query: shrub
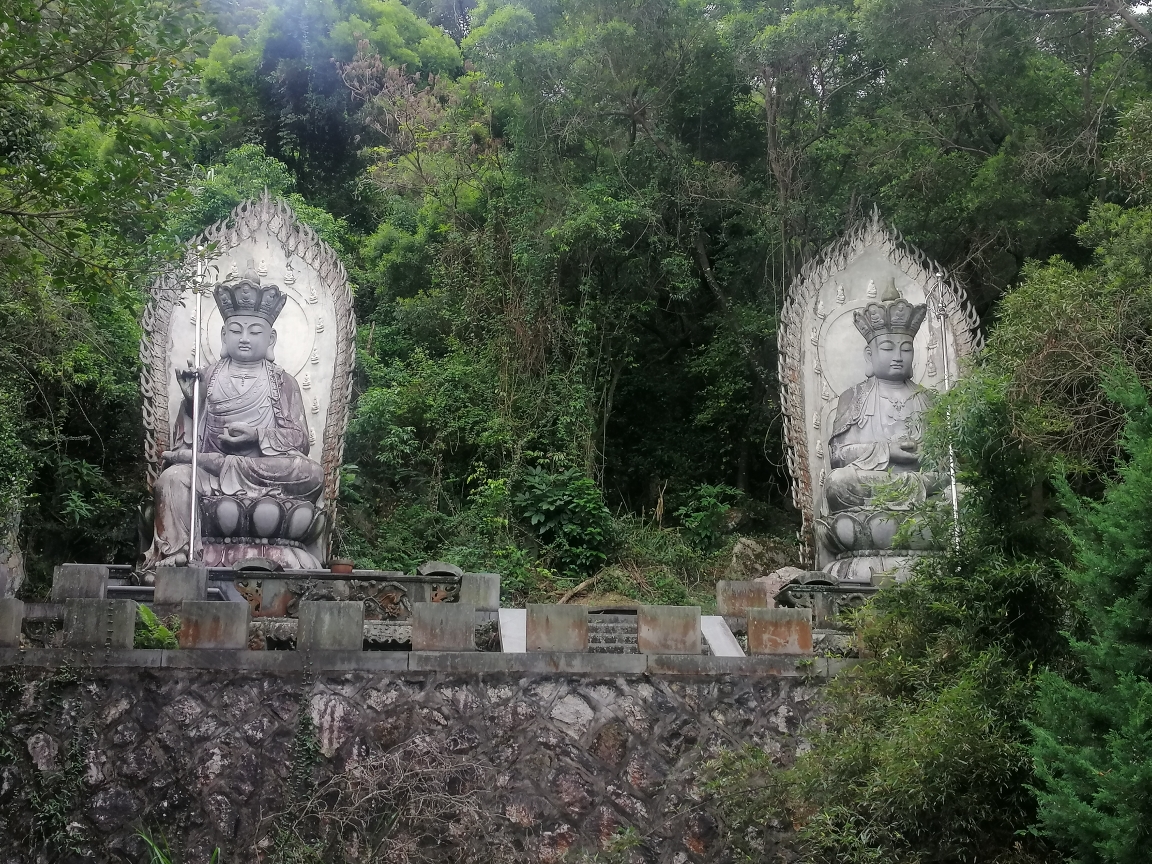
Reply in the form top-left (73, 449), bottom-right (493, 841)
top-left (512, 467), bottom-right (615, 576)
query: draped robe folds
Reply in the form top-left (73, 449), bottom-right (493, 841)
top-left (825, 377), bottom-right (939, 513)
top-left (143, 358), bottom-right (324, 568)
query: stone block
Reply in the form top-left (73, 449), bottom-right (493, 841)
top-left (50, 564), bottom-right (108, 602)
top-left (257, 579), bottom-right (292, 617)
top-left (64, 599), bottom-right (136, 649)
top-left (747, 608), bottom-right (813, 655)
top-left (459, 573), bottom-right (500, 611)
top-left (297, 601), bottom-right (364, 651)
top-left (411, 602), bottom-right (476, 651)
top-left (637, 606), bottom-right (701, 655)
top-left (715, 580), bottom-right (770, 616)
top-left (526, 604), bottom-right (588, 653)
top-left (0, 599), bottom-right (24, 647)
top-left (177, 601), bottom-right (250, 649)
top-left (154, 567), bottom-right (208, 604)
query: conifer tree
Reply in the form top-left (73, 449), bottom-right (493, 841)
top-left (1031, 368), bottom-right (1152, 864)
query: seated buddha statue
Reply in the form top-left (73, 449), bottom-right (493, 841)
top-left (819, 281), bottom-right (946, 568)
top-left (143, 264), bottom-right (325, 570)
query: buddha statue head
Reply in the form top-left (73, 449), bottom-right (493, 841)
top-left (214, 260), bottom-right (287, 362)
top-left (853, 279), bottom-right (927, 383)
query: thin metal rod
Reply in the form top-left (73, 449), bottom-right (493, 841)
top-left (188, 247), bottom-right (205, 563)
top-left (935, 291), bottom-right (961, 549)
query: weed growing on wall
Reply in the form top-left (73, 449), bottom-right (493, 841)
top-left (0, 667), bottom-right (94, 858)
top-left (135, 605), bottom-right (179, 649)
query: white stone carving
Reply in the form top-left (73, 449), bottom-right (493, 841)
top-left (778, 209), bottom-right (982, 572)
top-left (140, 193), bottom-right (355, 564)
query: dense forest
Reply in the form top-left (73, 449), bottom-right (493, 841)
top-left (3, 0), bottom-right (1152, 859)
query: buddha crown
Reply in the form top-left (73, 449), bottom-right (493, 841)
top-left (853, 278), bottom-right (926, 342)
top-left (213, 259), bottom-right (287, 324)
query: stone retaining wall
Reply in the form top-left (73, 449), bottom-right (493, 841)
top-left (0, 653), bottom-right (829, 863)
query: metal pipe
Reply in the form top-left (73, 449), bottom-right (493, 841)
top-left (932, 288), bottom-right (961, 548)
top-left (188, 247), bottom-right (205, 564)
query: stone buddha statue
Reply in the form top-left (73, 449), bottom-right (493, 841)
top-left (817, 280), bottom-right (945, 579)
top-left (142, 264), bottom-right (325, 570)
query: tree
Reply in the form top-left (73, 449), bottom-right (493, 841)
top-left (0, 0), bottom-right (206, 592)
top-left (1029, 369), bottom-right (1152, 864)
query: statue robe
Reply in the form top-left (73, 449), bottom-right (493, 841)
top-left (143, 358), bottom-right (323, 568)
top-left (825, 376), bottom-right (937, 512)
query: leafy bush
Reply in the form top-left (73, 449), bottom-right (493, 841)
top-left (134, 606), bottom-right (178, 650)
top-left (512, 467), bottom-right (615, 576)
top-left (673, 484), bottom-right (744, 552)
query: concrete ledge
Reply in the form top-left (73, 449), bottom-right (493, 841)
top-left (161, 650), bottom-right (411, 671)
top-left (64, 599), bottom-right (136, 649)
top-left (0, 649), bottom-right (165, 668)
top-left (411, 603), bottom-right (476, 651)
top-left (0, 599), bottom-right (24, 647)
top-left (459, 573), bottom-right (500, 612)
top-left (646, 654), bottom-right (818, 676)
top-left (0, 648), bottom-right (845, 676)
top-left (408, 651), bottom-right (648, 674)
top-left (527, 604), bottom-right (588, 652)
top-left (51, 564), bottom-right (108, 602)
top-left (748, 608), bottom-right (813, 655)
top-left (298, 601), bottom-right (364, 651)
top-left (178, 601), bottom-right (250, 649)
top-left (155, 567), bottom-right (208, 605)
top-left (637, 605), bottom-right (701, 654)
top-left (716, 580), bottom-right (770, 616)
top-left (23, 603), bottom-right (64, 622)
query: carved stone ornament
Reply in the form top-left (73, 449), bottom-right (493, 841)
top-left (778, 209), bottom-right (982, 583)
top-left (140, 193), bottom-right (355, 570)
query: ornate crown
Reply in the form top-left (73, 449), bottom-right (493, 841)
top-left (213, 259), bottom-right (287, 323)
top-left (852, 278), bottom-right (926, 342)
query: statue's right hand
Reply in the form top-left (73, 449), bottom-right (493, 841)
top-left (162, 449), bottom-right (193, 466)
top-left (176, 362), bottom-right (199, 403)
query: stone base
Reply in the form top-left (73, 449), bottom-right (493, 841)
top-left (198, 540), bottom-right (322, 570)
top-left (823, 552), bottom-right (931, 585)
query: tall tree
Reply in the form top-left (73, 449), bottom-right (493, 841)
top-left (0, 0), bottom-right (206, 591)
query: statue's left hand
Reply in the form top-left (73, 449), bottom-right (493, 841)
top-left (162, 449), bottom-right (193, 466)
top-left (221, 423), bottom-right (259, 446)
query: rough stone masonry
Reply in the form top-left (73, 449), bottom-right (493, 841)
top-left (0, 665), bottom-right (823, 862)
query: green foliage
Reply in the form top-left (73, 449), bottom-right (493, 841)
top-left (512, 466), bottom-right (614, 575)
top-left (710, 346), bottom-right (1068, 862)
top-left (673, 484), bottom-right (744, 552)
top-left (134, 605), bottom-right (178, 649)
top-left (139, 832), bottom-right (220, 864)
top-left (1, 0), bottom-right (208, 590)
top-left (1029, 372), bottom-right (1152, 864)
top-left (167, 143), bottom-right (352, 252)
top-left (711, 552), bottom-right (1066, 863)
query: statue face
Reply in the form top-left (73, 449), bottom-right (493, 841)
top-left (221, 315), bottom-right (276, 362)
top-left (866, 334), bottom-right (914, 382)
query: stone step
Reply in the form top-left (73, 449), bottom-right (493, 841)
top-left (586, 613), bottom-right (710, 655)
top-left (588, 614), bottom-right (639, 654)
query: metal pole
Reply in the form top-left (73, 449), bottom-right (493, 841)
top-left (933, 291), bottom-right (961, 549)
top-left (188, 247), bottom-right (204, 564)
